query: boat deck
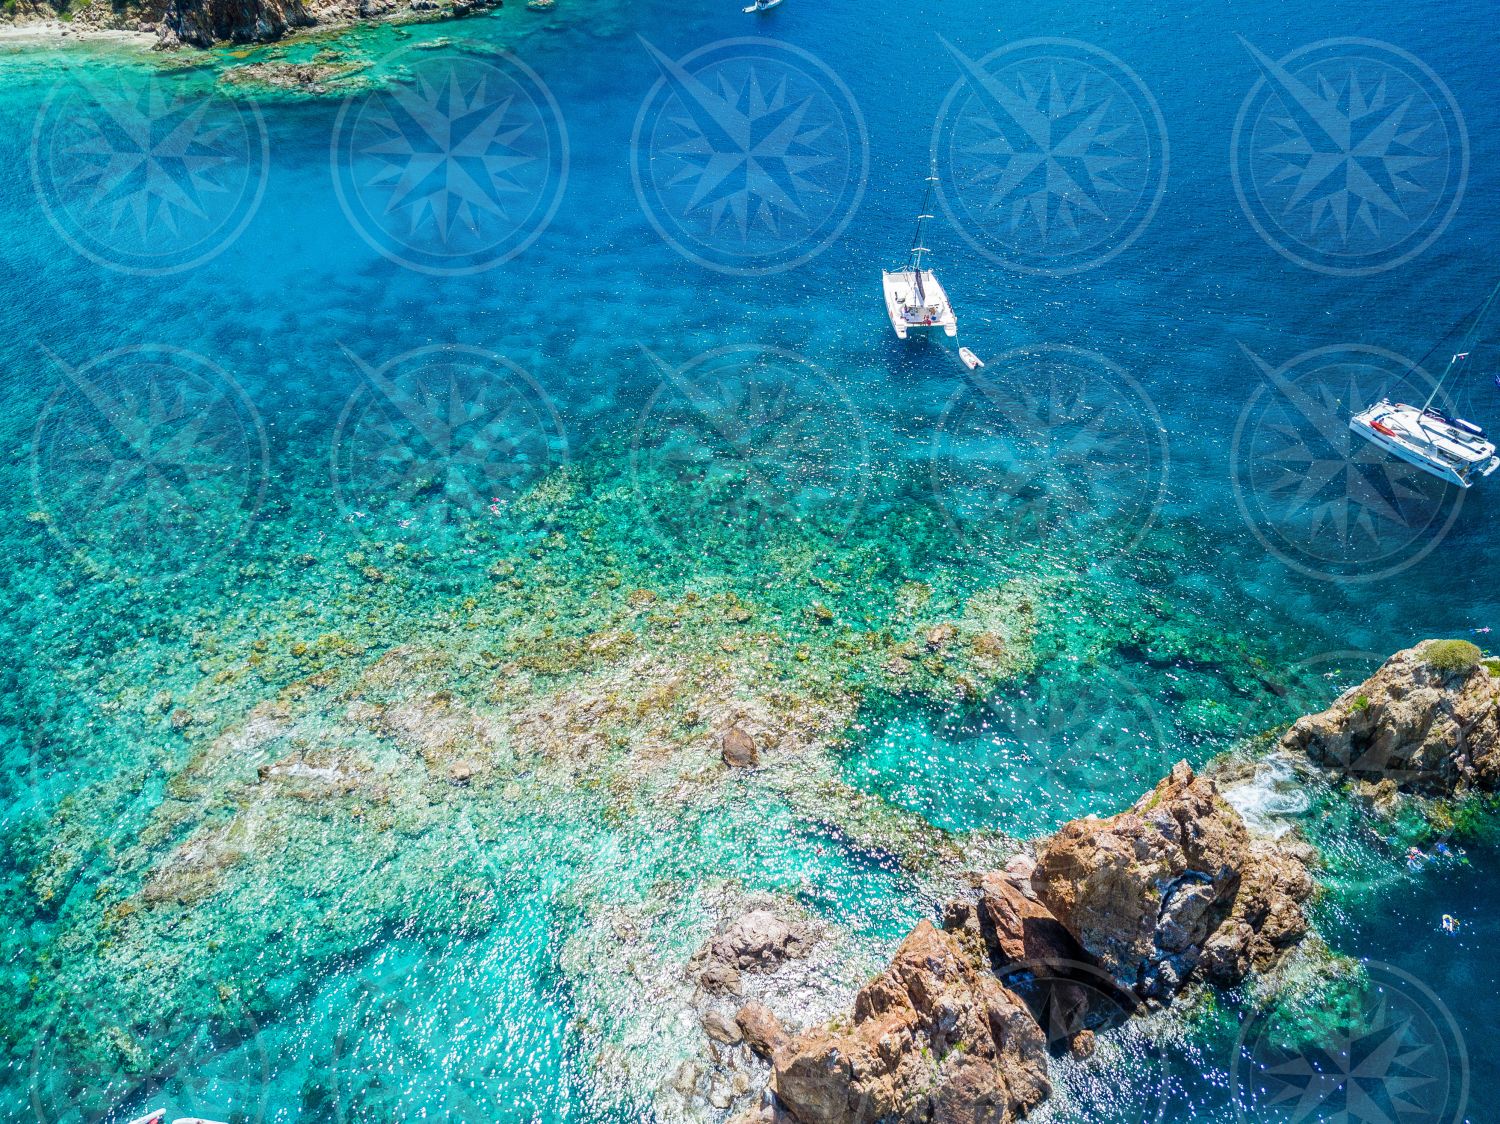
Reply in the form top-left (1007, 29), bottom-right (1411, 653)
top-left (882, 269), bottom-right (958, 339)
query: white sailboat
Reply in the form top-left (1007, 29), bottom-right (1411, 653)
top-left (1350, 279), bottom-right (1500, 489)
top-left (882, 173), bottom-right (957, 340)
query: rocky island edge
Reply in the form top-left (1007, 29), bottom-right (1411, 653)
top-left (700, 639), bottom-right (1497, 1124)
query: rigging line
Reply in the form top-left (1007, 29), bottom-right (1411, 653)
top-left (1419, 277), bottom-right (1500, 414)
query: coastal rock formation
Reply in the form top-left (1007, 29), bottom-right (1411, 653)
top-left (771, 920), bottom-right (1050, 1124)
top-left (765, 759), bottom-right (1318, 1123)
top-left (1030, 762), bottom-right (1312, 1000)
top-left (1279, 641), bottom-right (1500, 796)
top-left (943, 870), bottom-right (1088, 971)
top-left (159, 0), bottom-right (311, 45)
top-left (155, 0), bottom-right (501, 46)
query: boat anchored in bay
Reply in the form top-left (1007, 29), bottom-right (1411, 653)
top-left (882, 171), bottom-right (956, 341)
top-left (1350, 279), bottom-right (1500, 489)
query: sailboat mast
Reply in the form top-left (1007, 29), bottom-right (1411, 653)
top-left (1420, 278), bottom-right (1500, 415)
top-left (905, 171), bottom-right (937, 275)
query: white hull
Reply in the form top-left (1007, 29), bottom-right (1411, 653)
top-left (882, 269), bottom-right (957, 340)
top-left (1350, 399), bottom-right (1499, 489)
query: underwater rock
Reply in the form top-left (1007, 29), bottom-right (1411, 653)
top-left (771, 920), bottom-right (1050, 1124)
top-left (722, 726), bottom-right (760, 768)
top-left (256, 751), bottom-right (372, 800)
top-left (708, 909), bottom-right (810, 971)
top-left (1279, 641), bottom-right (1500, 796)
top-left (1030, 762), bottom-right (1312, 1000)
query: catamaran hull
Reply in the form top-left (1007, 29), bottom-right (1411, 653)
top-left (1350, 403), bottom-right (1500, 489)
top-left (881, 269), bottom-right (957, 340)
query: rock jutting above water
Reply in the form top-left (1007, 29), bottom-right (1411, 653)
top-left (1031, 761), bottom-right (1314, 999)
top-left (771, 919), bottom-right (1051, 1124)
top-left (761, 760), bottom-right (1315, 1123)
top-left (1279, 639), bottom-right (1499, 796)
top-left (753, 640), bottom-right (1500, 1123)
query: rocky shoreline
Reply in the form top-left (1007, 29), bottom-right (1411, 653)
top-left (1, 0), bottom-right (547, 52)
top-left (677, 640), bottom-right (1497, 1123)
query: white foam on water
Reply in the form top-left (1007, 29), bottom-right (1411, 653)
top-left (1221, 753), bottom-right (1311, 839)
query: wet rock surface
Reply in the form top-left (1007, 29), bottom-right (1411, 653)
top-left (1031, 761), bottom-right (1312, 1000)
top-left (771, 920), bottom-right (1050, 1124)
top-left (765, 761), bottom-right (1318, 1123)
top-left (1280, 641), bottom-right (1500, 795)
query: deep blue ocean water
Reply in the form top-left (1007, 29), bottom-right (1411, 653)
top-left (0, 0), bottom-right (1498, 1119)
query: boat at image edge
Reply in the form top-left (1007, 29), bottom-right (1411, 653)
top-left (1350, 278), bottom-right (1500, 489)
top-left (1349, 401), bottom-right (1498, 489)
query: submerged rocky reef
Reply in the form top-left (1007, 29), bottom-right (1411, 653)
top-left (5, 377), bottom-right (1494, 1123)
top-left (705, 642), bottom-right (1496, 1124)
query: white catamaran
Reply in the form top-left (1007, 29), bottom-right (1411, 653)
top-left (882, 173), bottom-right (957, 341)
top-left (1350, 279), bottom-right (1500, 489)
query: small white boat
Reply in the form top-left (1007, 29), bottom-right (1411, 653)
top-left (882, 171), bottom-right (957, 340)
top-left (959, 347), bottom-right (984, 370)
top-left (1350, 400), bottom-right (1498, 489)
top-left (1349, 279), bottom-right (1500, 488)
top-left (742, 0), bottom-right (782, 11)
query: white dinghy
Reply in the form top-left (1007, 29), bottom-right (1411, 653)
top-left (882, 172), bottom-right (957, 340)
top-left (1350, 278), bottom-right (1500, 489)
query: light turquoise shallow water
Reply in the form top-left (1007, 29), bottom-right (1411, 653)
top-left (0, 0), bottom-right (1497, 1119)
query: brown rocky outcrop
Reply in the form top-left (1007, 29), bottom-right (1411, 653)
top-left (944, 871), bottom-right (1089, 972)
top-left (1031, 762), bottom-right (1312, 999)
top-left (159, 0), bottom-right (311, 45)
top-left (1279, 641), bottom-right (1500, 795)
top-left (771, 920), bottom-right (1050, 1124)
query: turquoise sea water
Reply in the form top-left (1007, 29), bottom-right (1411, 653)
top-left (1, 0), bottom-right (1498, 1120)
